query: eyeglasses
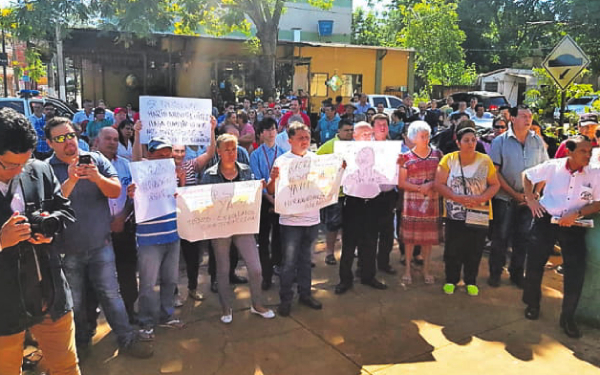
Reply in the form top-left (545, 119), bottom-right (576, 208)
top-left (0, 158), bottom-right (28, 170)
top-left (51, 132), bottom-right (77, 143)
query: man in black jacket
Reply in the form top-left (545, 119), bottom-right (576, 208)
top-left (0, 108), bottom-right (79, 374)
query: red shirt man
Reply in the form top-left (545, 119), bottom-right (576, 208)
top-left (278, 98), bottom-right (311, 131)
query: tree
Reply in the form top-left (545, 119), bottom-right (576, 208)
top-left (457, 0), bottom-right (564, 72)
top-left (10, 0), bottom-right (336, 100)
top-left (96, 0), bottom-right (335, 99)
top-left (396, 0), bottom-right (476, 89)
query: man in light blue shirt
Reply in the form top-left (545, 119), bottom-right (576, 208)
top-left (317, 104), bottom-right (341, 145)
top-left (250, 118), bottom-right (286, 290)
top-left (487, 105), bottom-right (548, 288)
top-left (355, 93), bottom-right (372, 115)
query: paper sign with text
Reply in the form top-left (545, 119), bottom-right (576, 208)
top-left (335, 141), bottom-right (402, 199)
top-left (130, 158), bottom-right (177, 223)
top-left (177, 180), bottom-right (262, 241)
top-left (139, 96), bottom-right (212, 146)
top-left (274, 154), bottom-right (344, 215)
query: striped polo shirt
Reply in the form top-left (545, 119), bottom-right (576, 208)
top-left (136, 212), bottom-right (179, 246)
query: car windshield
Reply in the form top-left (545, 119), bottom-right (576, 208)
top-left (568, 97), bottom-right (595, 105)
top-left (484, 97), bottom-right (508, 107)
top-left (0, 100), bottom-right (25, 114)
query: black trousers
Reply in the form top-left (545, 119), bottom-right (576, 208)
top-left (374, 190), bottom-right (397, 269)
top-left (257, 200), bottom-right (281, 281)
top-left (444, 219), bottom-right (487, 285)
top-left (522, 214), bottom-right (587, 319)
top-left (208, 241), bottom-right (239, 282)
top-left (489, 198), bottom-right (533, 278)
top-left (339, 196), bottom-right (378, 285)
top-left (181, 239), bottom-right (204, 291)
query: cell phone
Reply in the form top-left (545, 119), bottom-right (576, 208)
top-left (78, 155), bottom-right (92, 165)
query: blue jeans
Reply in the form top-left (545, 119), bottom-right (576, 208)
top-left (63, 244), bottom-right (134, 347)
top-left (489, 198), bottom-right (533, 278)
top-left (279, 224), bottom-right (318, 304)
top-left (137, 241), bottom-right (180, 328)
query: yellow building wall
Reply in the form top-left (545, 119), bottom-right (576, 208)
top-left (381, 52), bottom-right (410, 92)
top-left (296, 46), bottom-right (410, 111)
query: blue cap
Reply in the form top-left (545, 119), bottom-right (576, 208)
top-left (148, 137), bottom-right (172, 152)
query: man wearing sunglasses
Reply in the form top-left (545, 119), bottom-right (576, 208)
top-left (45, 117), bottom-right (153, 359)
top-left (487, 105), bottom-right (548, 288)
top-left (0, 108), bottom-right (78, 374)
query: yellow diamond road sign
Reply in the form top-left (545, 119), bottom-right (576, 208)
top-left (543, 35), bottom-right (590, 90)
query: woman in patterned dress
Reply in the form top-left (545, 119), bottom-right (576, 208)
top-left (398, 121), bottom-right (443, 285)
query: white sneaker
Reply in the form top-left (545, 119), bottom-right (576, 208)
top-left (220, 309), bottom-right (233, 324)
top-left (250, 306), bottom-right (275, 319)
top-left (174, 294), bottom-right (184, 308)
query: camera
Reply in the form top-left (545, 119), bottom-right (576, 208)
top-left (25, 205), bottom-right (61, 238)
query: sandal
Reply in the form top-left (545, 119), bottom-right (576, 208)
top-left (401, 274), bottom-right (412, 285)
top-left (424, 275), bottom-right (435, 284)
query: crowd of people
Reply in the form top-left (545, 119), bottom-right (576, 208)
top-left (1, 91), bottom-right (599, 374)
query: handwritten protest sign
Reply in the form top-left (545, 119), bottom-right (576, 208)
top-left (177, 180), bottom-right (262, 241)
top-left (274, 154), bottom-right (344, 215)
top-left (335, 141), bottom-right (402, 199)
top-left (139, 96), bottom-right (212, 146)
top-left (130, 159), bottom-right (177, 223)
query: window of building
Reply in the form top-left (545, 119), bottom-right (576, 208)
top-left (484, 82), bottom-right (498, 92)
top-left (341, 74), bottom-right (363, 97)
top-left (310, 73), bottom-right (329, 97)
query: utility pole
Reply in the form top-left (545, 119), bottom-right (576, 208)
top-left (1, 27), bottom-right (7, 97)
top-left (55, 24), bottom-right (66, 100)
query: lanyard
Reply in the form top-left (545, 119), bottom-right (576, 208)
top-left (262, 145), bottom-right (277, 172)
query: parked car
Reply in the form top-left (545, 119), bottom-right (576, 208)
top-left (450, 91), bottom-right (509, 113)
top-left (553, 95), bottom-right (599, 120)
top-left (367, 94), bottom-right (404, 116)
top-left (0, 90), bottom-right (76, 119)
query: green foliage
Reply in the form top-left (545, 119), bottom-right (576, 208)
top-left (524, 68), bottom-right (598, 123)
top-left (397, 0), bottom-right (474, 89)
top-left (24, 48), bottom-right (46, 83)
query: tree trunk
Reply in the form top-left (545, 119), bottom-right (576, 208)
top-left (255, 24), bottom-right (278, 100)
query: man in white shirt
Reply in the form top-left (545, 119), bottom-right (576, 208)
top-left (522, 135), bottom-right (600, 338)
top-left (267, 122), bottom-right (323, 316)
top-left (96, 128), bottom-right (137, 322)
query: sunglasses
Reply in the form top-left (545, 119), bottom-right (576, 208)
top-left (493, 125), bottom-right (507, 130)
top-left (52, 132), bottom-right (77, 143)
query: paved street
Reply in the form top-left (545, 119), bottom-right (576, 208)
top-left (75, 238), bottom-right (600, 375)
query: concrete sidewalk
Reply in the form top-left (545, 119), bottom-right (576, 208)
top-left (78, 239), bottom-right (600, 375)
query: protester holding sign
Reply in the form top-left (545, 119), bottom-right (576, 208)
top-left (250, 118), bottom-right (285, 291)
top-left (434, 127), bottom-right (500, 297)
top-left (201, 134), bottom-right (275, 324)
top-left (172, 117), bottom-right (217, 303)
top-left (129, 136), bottom-right (184, 341)
top-left (267, 122), bottom-right (324, 316)
top-left (335, 122), bottom-right (388, 295)
top-left (316, 119), bottom-right (354, 266)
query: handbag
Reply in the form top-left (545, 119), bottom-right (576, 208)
top-left (459, 155), bottom-right (490, 229)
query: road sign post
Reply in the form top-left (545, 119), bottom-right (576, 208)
top-left (542, 35), bottom-right (590, 127)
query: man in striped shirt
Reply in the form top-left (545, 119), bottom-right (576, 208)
top-left (128, 137), bottom-right (184, 341)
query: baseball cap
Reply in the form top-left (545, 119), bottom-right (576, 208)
top-left (579, 113), bottom-right (598, 127)
top-left (114, 107), bottom-right (126, 114)
top-left (345, 103), bottom-right (357, 110)
top-left (148, 137), bottom-right (172, 152)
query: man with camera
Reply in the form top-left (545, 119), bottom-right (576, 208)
top-left (0, 108), bottom-right (79, 374)
top-left (45, 117), bottom-right (152, 358)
